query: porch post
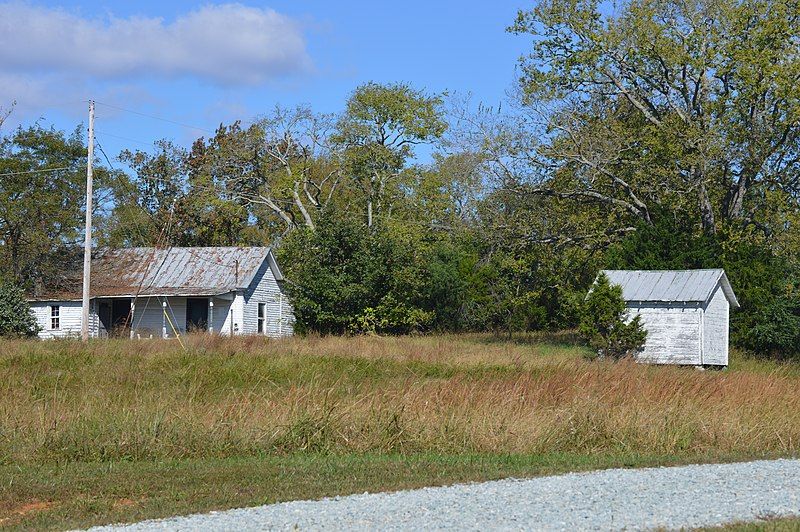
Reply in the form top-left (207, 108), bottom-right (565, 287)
top-left (209, 299), bottom-right (214, 334)
top-left (90, 299), bottom-right (95, 339)
top-left (162, 300), bottom-right (167, 339)
top-left (129, 299), bottom-right (136, 339)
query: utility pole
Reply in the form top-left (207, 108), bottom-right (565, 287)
top-left (81, 100), bottom-right (95, 341)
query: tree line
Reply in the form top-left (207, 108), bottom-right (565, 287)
top-left (0, 0), bottom-right (798, 356)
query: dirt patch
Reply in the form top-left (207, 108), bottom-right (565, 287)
top-left (0, 500), bottom-right (54, 526)
top-left (113, 498), bottom-right (137, 509)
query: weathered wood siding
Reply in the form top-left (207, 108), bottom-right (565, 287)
top-left (627, 303), bottom-right (702, 365)
top-left (230, 292), bottom-right (244, 334)
top-left (30, 301), bottom-right (98, 339)
top-left (129, 296), bottom-right (233, 337)
top-left (702, 283), bottom-right (729, 366)
top-left (130, 297), bottom-right (187, 338)
top-left (210, 297), bottom-right (234, 335)
top-left (242, 259), bottom-right (294, 337)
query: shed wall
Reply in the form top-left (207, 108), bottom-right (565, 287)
top-left (628, 303), bottom-right (702, 365)
top-left (702, 284), bottom-right (729, 366)
top-left (243, 259), bottom-right (294, 337)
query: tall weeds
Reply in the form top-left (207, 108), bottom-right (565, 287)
top-left (1, 334), bottom-right (798, 465)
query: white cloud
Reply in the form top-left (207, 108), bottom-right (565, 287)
top-left (0, 2), bottom-right (312, 85)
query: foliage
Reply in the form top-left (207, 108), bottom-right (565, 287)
top-left (0, 281), bottom-right (39, 337)
top-left (279, 210), bottom-right (469, 335)
top-left (0, 125), bottom-right (101, 293)
top-left (742, 296), bottom-right (800, 358)
top-left (509, 0), bottom-right (800, 234)
top-left (335, 82), bottom-right (447, 227)
top-left (580, 273), bottom-right (647, 359)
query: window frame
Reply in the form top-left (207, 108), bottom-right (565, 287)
top-left (50, 305), bottom-right (60, 330)
top-left (257, 302), bottom-right (266, 334)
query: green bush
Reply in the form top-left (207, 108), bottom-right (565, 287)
top-left (278, 210), bottom-right (469, 335)
top-left (580, 273), bottom-right (647, 359)
top-left (740, 296), bottom-right (800, 358)
top-left (0, 282), bottom-right (40, 338)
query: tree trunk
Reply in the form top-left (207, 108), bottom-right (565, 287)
top-left (292, 183), bottom-right (315, 230)
top-left (725, 173), bottom-right (750, 221)
top-left (699, 182), bottom-right (716, 235)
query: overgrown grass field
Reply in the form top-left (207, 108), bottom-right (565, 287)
top-left (1, 334), bottom-right (798, 529)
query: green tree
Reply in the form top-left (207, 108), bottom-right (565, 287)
top-left (335, 82), bottom-right (447, 228)
top-left (214, 110), bottom-right (342, 235)
top-left (104, 140), bottom-right (187, 246)
top-left (279, 208), bottom-right (472, 335)
top-left (509, 0), bottom-right (800, 236)
top-left (0, 281), bottom-right (39, 337)
top-left (0, 125), bottom-right (103, 293)
top-left (580, 273), bottom-right (647, 359)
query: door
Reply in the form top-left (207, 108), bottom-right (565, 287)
top-left (110, 299), bottom-right (132, 337)
top-left (186, 298), bottom-right (209, 332)
top-left (98, 301), bottom-right (112, 335)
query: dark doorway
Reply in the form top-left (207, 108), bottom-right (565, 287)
top-left (111, 299), bottom-right (132, 336)
top-left (98, 299), bottom-right (131, 337)
top-left (186, 298), bottom-right (209, 332)
top-left (98, 301), bottom-right (112, 333)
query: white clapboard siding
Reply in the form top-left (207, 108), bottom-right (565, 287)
top-left (242, 258), bottom-right (294, 337)
top-left (210, 297), bottom-right (234, 335)
top-left (129, 297), bottom-right (187, 338)
top-left (630, 303), bottom-right (702, 365)
top-left (123, 296), bottom-right (235, 338)
top-left (31, 301), bottom-right (88, 339)
top-left (702, 283), bottom-right (729, 366)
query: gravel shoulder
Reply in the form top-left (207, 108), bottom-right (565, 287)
top-left (89, 458), bottom-right (800, 531)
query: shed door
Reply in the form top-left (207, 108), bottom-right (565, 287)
top-left (186, 298), bottom-right (209, 331)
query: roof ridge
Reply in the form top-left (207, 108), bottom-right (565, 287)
top-left (602, 268), bottom-right (724, 272)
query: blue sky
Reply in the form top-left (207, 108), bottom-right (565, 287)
top-left (0, 1), bottom-right (530, 160)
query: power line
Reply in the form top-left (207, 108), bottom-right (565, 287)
top-left (94, 130), bottom-right (155, 149)
top-left (93, 100), bottom-right (216, 135)
top-left (0, 166), bottom-right (72, 177)
top-left (94, 137), bottom-right (118, 172)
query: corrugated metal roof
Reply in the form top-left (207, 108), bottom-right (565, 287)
top-left (600, 269), bottom-right (740, 308)
top-left (31, 247), bottom-right (275, 300)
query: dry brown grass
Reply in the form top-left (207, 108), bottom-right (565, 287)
top-left (1, 333), bottom-right (798, 466)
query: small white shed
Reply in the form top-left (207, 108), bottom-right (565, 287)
top-left (601, 269), bottom-right (740, 367)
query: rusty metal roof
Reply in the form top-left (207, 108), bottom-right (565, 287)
top-left (600, 269), bottom-right (739, 308)
top-left (30, 247), bottom-right (278, 301)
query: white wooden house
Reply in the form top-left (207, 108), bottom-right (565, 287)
top-left (601, 269), bottom-right (739, 367)
top-left (28, 247), bottom-right (294, 339)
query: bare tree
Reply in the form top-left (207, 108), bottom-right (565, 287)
top-left (208, 106), bottom-right (342, 233)
top-left (0, 101), bottom-right (14, 130)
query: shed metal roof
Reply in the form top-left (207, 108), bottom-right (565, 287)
top-left (30, 247), bottom-right (280, 301)
top-left (600, 269), bottom-right (740, 308)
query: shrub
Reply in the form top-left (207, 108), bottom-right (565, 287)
top-left (0, 281), bottom-right (40, 338)
top-left (580, 273), bottom-right (646, 359)
top-left (277, 210), bottom-right (468, 335)
top-left (740, 295), bottom-right (800, 358)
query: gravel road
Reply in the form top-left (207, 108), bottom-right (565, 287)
top-left (90, 458), bottom-right (800, 531)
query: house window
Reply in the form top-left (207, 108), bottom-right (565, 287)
top-left (50, 305), bottom-right (60, 330)
top-left (258, 303), bottom-right (266, 334)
